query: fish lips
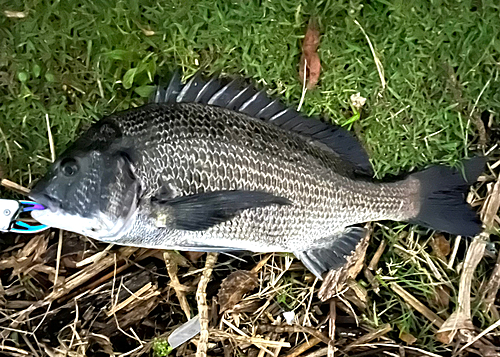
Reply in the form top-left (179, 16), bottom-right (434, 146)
top-left (29, 191), bottom-right (62, 213)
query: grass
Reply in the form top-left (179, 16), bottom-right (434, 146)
top-left (152, 338), bottom-right (173, 357)
top-left (1, 0), bottom-right (499, 355)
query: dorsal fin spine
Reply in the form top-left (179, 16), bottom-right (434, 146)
top-left (151, 72), bottom-right (374, 176)
top-left (239, 90), bottom-right (262, 112)
top-left (176, 75), bottom-right (197, 102)
top-left (194, 76), bottom-right (218, 103)
top-left (207, 79), bottom-right (238, 105)
top-left (256, 98), bottom-right (282, 118)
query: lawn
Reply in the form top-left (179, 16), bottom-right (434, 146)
top-left (0, 0), bottom-right (499, 356)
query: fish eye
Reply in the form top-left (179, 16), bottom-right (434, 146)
top-left (60, 158), bottom-right (79, 177)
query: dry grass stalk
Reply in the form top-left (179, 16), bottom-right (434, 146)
top-left (368, 240), bottom-right (386, 270)
top-left (303, 347), bottom-right (328, 357)
top-left (272, 337), bottom-right (287, 357)
top-left (469, 78), bottom-right (491, 147)
top-left (458, 318), bottom-right (500, 354)
top-left (106, 282), bottom-right (159, 316)
top-left (353, 19), bottom-right (386, 90)
top-left (163, 251), bottom-right (191, 319)
top-left (447, 235), bottom-right (462, 270)
top-left (53, 230), bottom-right (63, 287)
top-left (363, 268), bottom-right (379, 294)
top-left (0, 345), bottom-right (30, 355)
top-left (251, 253), bottom-right (274, 273)
top-left (481, 175), bottom-right (500, 314)
top-left (257, 324), bottom-right (330, 345)
top-left (208, 329), bottom-right (291, 348)
top-left (328, 300), bottom-right (335, 357)
top-left (283, 336), bottom-right (322, 357)
top-left (45, 114), bottom-right (56, 163)
top-left (1, 178), bottom-right (30, 195)
top-left (257, 345), bottom-right (267, 357)
top-left (390, 283), bottom-right (444, 328)
top-left (437, 233), bottom-right (488, 343)
top-left (480, 173), bottom-right (500, 229)
top-left (365, 343), bottom-right (444, 357)
top-left (196, 252), bottom-right (218, 357)
top-left (344, 323), bottom-right (392, 351)
top-left (46, 246), bottom-right (139, 302)
top-left (61, 250), bottom-right (147, 303)
top-left (3, 10), bottom-right (28, 18)
top-left (76, 244), bottom-right (114, 267)
top-left (481, 173), bottom-right (500, 317)
top-left (483, 250), bottom-right (500, 320)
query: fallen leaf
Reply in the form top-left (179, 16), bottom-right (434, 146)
top-left (431, 233), bottom-right (451, 259)
top-left (299, 18), bottom-right (321, 90)
top-left (435, 330), bottom-right (455, 345)
top-left (432, 285), bottom-right (451, 311)
top-left (399, 331), bottom-right (417, 345)
top-left (218, 270), bottom-right (258, 313)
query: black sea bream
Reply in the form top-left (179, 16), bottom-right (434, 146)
top-left (30, 72), bottom-right (484, 278)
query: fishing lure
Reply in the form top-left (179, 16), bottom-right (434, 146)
top-left (0, 199), bottom-right (48, 234)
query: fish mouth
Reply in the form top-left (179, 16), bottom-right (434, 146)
top-left (29, 192), bottom-right (62, 213)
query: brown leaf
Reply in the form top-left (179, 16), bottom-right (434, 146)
top-left (299, 18), bottom-right (321, 90)
top-left (399, 331), bottom-right (417, 345)
top-left (432, 285), bottom-right (451, 311)
top-left (430, 233), bottom-right (451, 259)
top-left (217, 270), bottom-right (258, 313)
top-left (435, 330), bottom-right (455, 345)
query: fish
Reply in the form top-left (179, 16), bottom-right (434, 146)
top-left (29, 72), bottom-right (485, 279)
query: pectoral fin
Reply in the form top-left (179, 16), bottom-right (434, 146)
top-left (154, 190), bottom-right (291, 231)
top-left (294, 226), bottom-right (367, 280)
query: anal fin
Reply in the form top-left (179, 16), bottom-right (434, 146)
top-left (295, 226), bottom-right (367, 280)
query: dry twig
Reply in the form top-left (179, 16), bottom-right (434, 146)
top-left (164, 251), bottom-right (191, 319)
top-left (368, 240), bottom-right (386, 271)
top-left (1, 178), bottom-right (30, 195)
top-left (196, 252), bottom-right (218, 357)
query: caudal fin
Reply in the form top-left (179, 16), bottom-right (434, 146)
top-left (410, 157), bottom-right (485, 237)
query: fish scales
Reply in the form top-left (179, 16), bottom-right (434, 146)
top-left (30, 73), bottom-right (484, 279)
top-left (105, 103), bottom-right (415, 248)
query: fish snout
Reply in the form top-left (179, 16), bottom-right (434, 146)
top-left (29, 191), bottom-right (62, 212)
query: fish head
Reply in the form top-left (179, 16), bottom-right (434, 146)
top-left (30, 148), bottom-right (141, 240)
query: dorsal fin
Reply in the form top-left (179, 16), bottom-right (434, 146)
top-left (150, 72), bottom-right (373, 176)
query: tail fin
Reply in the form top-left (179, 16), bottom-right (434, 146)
top-left (410, 157), bottom-right (485, 237)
